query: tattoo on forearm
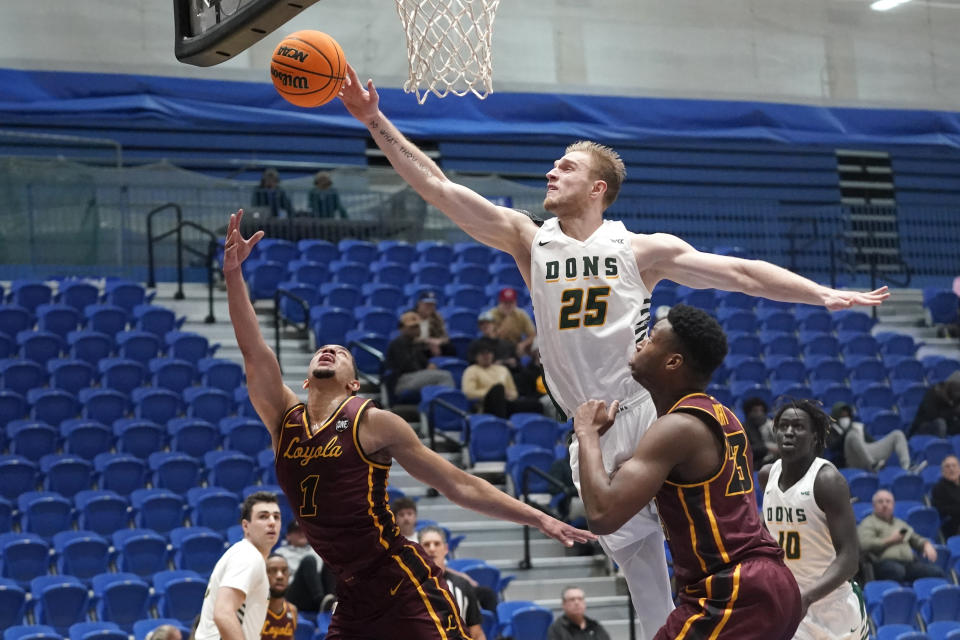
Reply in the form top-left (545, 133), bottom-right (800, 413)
top-left (369, 118), bottom-right (433, 177)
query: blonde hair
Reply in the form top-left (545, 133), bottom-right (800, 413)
top-left (565, 141), bottom-right (626, 209)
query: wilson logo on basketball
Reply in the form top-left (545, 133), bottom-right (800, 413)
top-left (276, 46), bottom-right (308, 63)
top-left (271, 68), bottom-right (309, 90)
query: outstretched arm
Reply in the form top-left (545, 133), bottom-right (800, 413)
top-left (574, 400), bottom-right (692, 535)
top-left (363, 407), bottom-right (595, 546)
top-left (636, 233), bottom-right (889, 310)
top-left (223, 210), bottom-right (300, 450)
top-left (339, 65), bottom-right (537, 260)
top-left (803, 466), bottom-right (861, 618)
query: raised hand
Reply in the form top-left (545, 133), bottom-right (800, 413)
top-left (222, 209), bottom-right (264, 274)
top-left (538, 516), bottom-right (597, 547)
top-left (338, 64), bottom-right (380, 122)
top-left (574, 399), bottom-right (619, 438)
top-left (822, 286), bottom-right (890, 310)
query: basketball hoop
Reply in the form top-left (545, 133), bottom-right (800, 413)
top-left (394, 0), bottom-right (501, 104)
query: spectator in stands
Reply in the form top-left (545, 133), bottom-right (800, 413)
top-left (857, 489), bottom-right (945, 582)
top-left (308, 171), bottom-right (348, 219)
top-left (418, 525), bottom-right (487, 640)
top-left (911, 378), bottom-right (960, 437)
top-left (742, 397), bottom-right (778, 467)
top-left (251, 167), bottom-right (294, 218)
top-left (194, 491), bottom-right (281, 640)
top-left (514, 339), bottom-right (561, 420)
top-left (386, 311), bottom-right (455, 396)
top-left (275, 520), bottom-right (337, 613)
top-left (489, 287), bottom-right (536, 358)
top-left (408, 290), bottom-right (455, 357)
top-left (469, 310), bottom-right (518, 370)
top-left (462, 338), bottom-right (542, 418)
top-left (831, 402), bottom-right (919, 472)
top-left (146, 625), bottom-right (182, 640)
top-left (547, 586), bottom-right (611, 640)
top-left (932, 454), bottom-right (960, 538)
top-left (261, 554), bottom-right (297, 640)
top-left (393, 496), bottom-right (419, 542)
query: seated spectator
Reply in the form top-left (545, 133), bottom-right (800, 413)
top-left (308, 171), bottom-right (348, 219)
top-left (832, 402), bottom-right (920, 472)
top-left (462, 339), bottom-right (542, 418)
top-left (146, 625), bottom-right (182, 640)
top-left (418, 525), bottom-right (487, 640)
top-left (514, 340), bottom-right (561, 420)
top-left (742, 397), bottom-right (778, 467)
top-left (932, 454), bottom-right (960, 538)
top-left (275, 521), bottom-right (337, 613)
top-left (489, 287), bottom-right (536, 358)
top-left (386, 311), bottom-right (455, 396)
top-left (251, 167), bottom-right (293, 218)
top-left (911, 378), bottom-right (960, 437)
top-left (547, 586), bottom-right (612, 640)
top-left (468, 310), bottom-right (518, 370)
top-left (857, 489), bottom-right (944, 582)
top-left (409, 290), bottom-right (455, 357)
top-left (393, 496), bottom-right (419, 542)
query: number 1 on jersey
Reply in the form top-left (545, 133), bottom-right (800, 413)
top-left (559, 286), bottom-right (610, 330)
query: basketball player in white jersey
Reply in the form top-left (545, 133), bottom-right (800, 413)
top-left (338, 65), bottom-right (888, 638)
top-left (760, 400), bottom-right (868, 640)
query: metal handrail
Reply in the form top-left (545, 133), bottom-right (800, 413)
top-left (273, 288), bottom-right (311, 374)
top-left (519, 465), bottom-right (567, 570)
top-left (0, 129), bottom-right (123, 167)
top-left (346, 338), bottom-right (384, 389)
top-left (426, 397), bottom-right (470, 453)
top-left (177, 221), bottom-right (219, 325)
top-left (146, 203), bottom-right (184, 297)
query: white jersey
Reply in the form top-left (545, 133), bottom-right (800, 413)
top-left (530, 218), bottom-right (652, 417)
top-left (764, 458), bottom-right (867, 640)
top-left (195, 538), bottom-right (269, 640)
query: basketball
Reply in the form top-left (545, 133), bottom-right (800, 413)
top-left (270, 30), bottom-right (346, 108)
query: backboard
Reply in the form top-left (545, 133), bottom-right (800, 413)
top-left (173, 0), bottom-right (324, 66)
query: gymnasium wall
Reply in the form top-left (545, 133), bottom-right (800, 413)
top-left (0, 0), bottom-right (959, 111)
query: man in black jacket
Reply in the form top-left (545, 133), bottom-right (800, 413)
top-left (547, 586), bottom-right (611, 640)
top-left (385, 311), bottom-right (454, 396)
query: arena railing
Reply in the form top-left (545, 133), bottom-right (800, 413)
top-left (345, 338), bottom-right (386, 404)
top-left (273, 288), bottom-right (311, 375)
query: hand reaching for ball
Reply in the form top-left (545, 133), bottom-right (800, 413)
top-left (339, 64), bottom-right (381, 122)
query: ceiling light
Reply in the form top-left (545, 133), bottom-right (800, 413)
top-left (871, 0), bottom-right (912, 11)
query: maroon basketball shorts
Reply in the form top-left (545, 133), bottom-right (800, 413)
top-left (656, 555), bottom-right (802, 640)
top-left (325, 543), bottom-right (471, 640)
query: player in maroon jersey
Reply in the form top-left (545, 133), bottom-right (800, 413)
top-left (574, 304), bottom-right (802, 639)
top-left (223, 211), bottom-right (594, 640)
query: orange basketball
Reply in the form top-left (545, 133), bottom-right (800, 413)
top-left (270, 30), bottom-right (346, 108)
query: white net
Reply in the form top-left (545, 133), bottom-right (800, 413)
top-left (394, 0), bottom-right (501, 103)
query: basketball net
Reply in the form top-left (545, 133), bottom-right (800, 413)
top-left (394, 0), bottom-right (501, 103)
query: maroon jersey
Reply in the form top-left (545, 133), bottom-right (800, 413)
top-left (654, 393), bottom-right (783, 590)
top-left (260, 600), bottom-right (296, 640)
top-left (275, 397), bottom-right (404, 581)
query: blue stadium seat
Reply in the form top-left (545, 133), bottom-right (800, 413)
top-left (57, 281), bottom-right (99, 314)
top-left (362, 283), bottom-right (406, 310)
top-left (36, 304), bottom-right (81, 340)
top-left (450, 264), bottom-right (491, 289)
top-left (311, 306), bottom-right (354, 347)
top-left (378, 240), bottom-right (417, 266)
top-left (676, 286), bottom-right (716, 310)
top-left (441, 307), bottom-right (477, 336)
top-left (235, 387), bottom-right (257, 418)
top-left (759, 311), bottom-right (796, 334)
top-left (18, 330), bottom-right (66, 366)
top-left (0, 455), bottom-right (38, 501)
top-left (164, 331), bottom-right (216, 365)
top-left (40, 454), bottom-right (92, 498)
top-left (289, 260), bottom-right (330, 287)
top-left (802, 334), bottom-right (840, 365)
top-left (149, 357), bottom-right (196, 393)
top-left (170, 526), bottom-right (226, 575)
top-left (763, 334), bottom-right (802, 369)
top-left (29, 389), bottom-right (80, 426)
top-left (850, 359), bottom-right (889, 395)
top-left (926, 439), bottom-right (955, 466)
top-left (67, 330), bottom-right (113, 367)
top-left (103, 281), bottom-right (154, 315)
top-left (513, 417), bottom-right (560, 450)
top-left (204, 451), bottom-right (256, 494)
top-left (48, 359), bottom-right (96, 395)
top-left (429, 356), bottom-right (469, 388)
top-left (131, 387), bottom-right (181, 424)
top-left (924, 356), bottom-right (960, 383)
top-left (0, 497), bottom-right (12, 534)
top-left (875, 624), bottom-right (917, 640)
top-left (495, 601), bottom-right (538, 639)
top-left (148, 452), bottom-right (202, 494)
top-left (443, 284), bottom-right (488, 310)
top-left (338, 239), bottom-right (378, 264)
top-left (112, 529), bottom-right (168, 578)
top-left (3, 626), bottom-right (61, 640)
top-left (298, 239), bottom-right (338, 264)
top-left (858, 383), bottom-right (896, 411)
top-left (924, 584), bottom-right (960, 624)
top-left (415, 241), bottom-right (454, 266)
top-left (716, 290), bottom-right (755, 311)
top-left (183, 386), bottom-right (233, 423)
top-left (330, 260), bottom-right (370, 288)
top-left (370, 261), bottom-right (411, 288)
top-left (928, 621), bottom-right (960, 640)
top-left (132, 304), bottom-right (184, 338)
top-left (0, 307), bottom-right (33, 342)
top-left (908, 505), bottom-right (942, 541)
top-left (842, 335), bottom-right (881, 366)
top-left (74, 490), bottom-right (130, 536)
top-left (247, 259), bottom-right (286, 301)
top-left (0, 389), bottom-right (27, 426)
top-left (467, 416), bottom-right (512, 464)
top-left (419, 386), bottom-right (470, 432)
top-left (68, 620), bottom-right (128, 640)
top-left (0, 577), bottom-right (26, 632)
top-left (53, 530), bottom-right (111, 580)
top-left (0, 331), bottom-right (12, 360)
top-left (80, 387), bottom-right (129, 426)
top-left (259, 449), bottom-right (277, 484)
top-left (9, 280), bottom-right (53, 313)
top-left (453, 242), bottom-right (492, 266)
top-left (115, 331), bottom-right (161, 365)
top-left (98, 358), bottom-right (146, 394)
top-left (91, 573), bottom-right (150, 632)
top-left (847, 474), bottom-right (879, 505)
top-left (130, 488), bottom-right (186, 535)
top-left (30, 574), bottom-right (90, 633)
top-left (891, 472), bottom-right (926, 503)
top-left (507, 446), bottom-right (555, 497)
top-left (0, 532), bottom-right (50, 586)
top-left (411, 262), bottom-right (449, 288)
top-left (276, 282), bottom-right (321, 324)
top-left (19, 491), bottom-right (73, 537)
top-left (6, 421), bottom-right (58, 462)
top-left (489, 264), bottom-right (524, 289)
top-left (319, 283), bottom-right (363, 310)
top-left (258, 239), bottom-right (299, 265)
top-left (509, 605), bottom-right (553, 640)
top-left (1, 359), bottom-right (49, 396)
top-left (153, 570), bottom-right (206, 623)
top-left (219, 416), bottom-right (269, 457)
top-left (355, 306), bottom-right (395, 337)
top-left (83, 304), bottom-right (128, 337)
top-left (796, 308), bottom-right (833, 332)
top-left (345, 330), bottom-right (388, 377)
top-left (94, 451), bottom-right (148, 494)
top-left (875, 586), bottom-right (918, 627)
